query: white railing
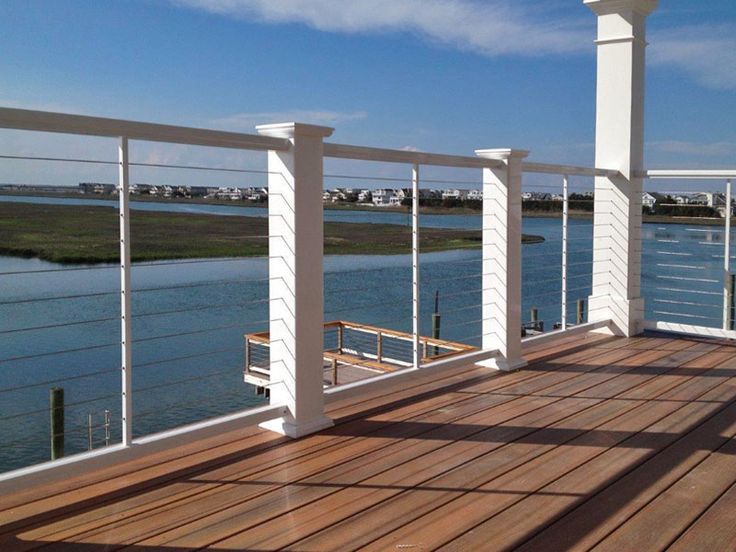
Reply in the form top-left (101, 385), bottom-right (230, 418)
top-left (0, 106), bottom-right (618, 490)
top-left (641, 170), bottom-right (736, 339)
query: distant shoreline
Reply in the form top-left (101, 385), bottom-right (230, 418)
top-left (0, 190), bottom-right (726, 226)
top-left (0, 202), bottom-right (544, 265)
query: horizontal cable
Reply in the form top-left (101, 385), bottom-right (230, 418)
top-left (648, 286), bottom-right (722, 297)
top-left (420, 272), bottom-right (482, 285)
top-left (0, 154), bottom-right (116, 165)
top-left (652, 310), bottom-right (721, 322)
top-left (524, 285), bottom-right (591, 301)
top-left (133, 384), bottom-right (255, 420)
top-left (0, 367), bottom-right (119, 395)
top-left (325, 296), bottom-right (412, 316)
top-left (0, 315), bottom-right (118, 336)
top-left (134, 320), bottom-right (268, 344)
top-left (0, 341), bottom-right (119, 364)
top-left (651, 298), bottom-right (723, 309)
top-left (0, 289), bottom-right (117, 306)
top-left (129, 161), bottom-right (273, 175)
top-left (133, 275), bottom-right (271, 295)
top-left (134, 297), bottom-right (269, 319)
top-left (133, 365), bottom-right (242, 394)
top-left (135, 346), bottom-right (243, 369)
top-left (1, 392), bottom-right (120, 422)
top-left (655, 275), bottom-right (720, 284)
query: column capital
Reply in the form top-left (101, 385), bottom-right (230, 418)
top-left (584, 0), bottom-right (658, 17)
top-left (256, 122), bottom-right (334, 140)
top-left (475, 148), bottom-right (529, 161)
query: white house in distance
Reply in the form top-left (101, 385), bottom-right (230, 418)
top-left (441, 189), bottom-right (469, 200)
top-left (372, 188), bottom-right (406, 206)
top-left (642, 191), bottom-right (657, 209)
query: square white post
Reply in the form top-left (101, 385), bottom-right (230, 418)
top-left (476, 148), bottom-right (529, 371)
top-left (585, 0), bottom-right (658, 336)
top-left (256, 122), bottom-right (334, 438)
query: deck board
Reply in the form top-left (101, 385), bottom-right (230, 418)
top-left (2, 331), bottom-right (736, 551)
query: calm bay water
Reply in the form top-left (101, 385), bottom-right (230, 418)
top-left (0, 196), bottom-right (726, 472)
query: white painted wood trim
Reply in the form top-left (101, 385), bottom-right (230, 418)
top-left (521, 320), bottom-right (612, 347)
top-left (0, 107), bottom-right (290, 151)
top-left (0, 403), bottom-right (287, 494)
top-left (323, 142), bottom-right (504, 169)
top-left (642, 320), bottom-right (736, 340)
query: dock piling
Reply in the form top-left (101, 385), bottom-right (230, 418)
top-left (577, 299), bottom-right (586, 325)
top-left (49, 387), bottom-right (64, 460)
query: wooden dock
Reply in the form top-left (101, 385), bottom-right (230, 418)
top-left (3, 331), bottom-right (736, 550)
top-left (244, 320), bottom-right (477, 388)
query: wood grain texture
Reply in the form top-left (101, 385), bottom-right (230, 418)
top-left (2, 331), bottom-right (735, 552)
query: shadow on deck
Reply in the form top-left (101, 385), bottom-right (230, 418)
top-left (2, 330), bottom-right (736, 551)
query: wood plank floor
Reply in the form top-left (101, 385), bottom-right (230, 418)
top-left (2, 331), bottom-right (736, 551)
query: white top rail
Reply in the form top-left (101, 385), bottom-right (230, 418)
top-left (323, 142), bottom-right (505, 170)
top-left (641, 169), bottom-right (736, 180)
top-left (522, 161), bottom-right (618, 178)
top-left (0, 107), bottom-right (291, 152)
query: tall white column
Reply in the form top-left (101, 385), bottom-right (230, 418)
top-left (585, 0), bottom-right (658, 337)
top-left (256, 122), bottom-right (334, 438)
top-left (476, 148), bottom-right (529, 371)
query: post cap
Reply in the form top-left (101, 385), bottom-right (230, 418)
top-left (256, 122), bottom-right (334, 139)
top-left (584, 0), bottom-right (658, 16)
top-left (475, 148), bottom-right (530, 161)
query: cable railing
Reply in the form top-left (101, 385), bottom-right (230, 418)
top-left (521, 171), bottom-right (595, 336)
top-left (0, 106), bottom-right (622, 487)
top-left (641, 172), bottom-right (735, 337)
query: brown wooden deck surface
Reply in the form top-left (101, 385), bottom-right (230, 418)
top-left (3, 331), bottom-right (736, 551)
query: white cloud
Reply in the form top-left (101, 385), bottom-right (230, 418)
top-left (211, 109), bottom-right (368, 130)
top-left (172, 2), bottom-right (736, 91)
top-left (649, 26), bottom-right (736, 90)
top-left (172, 0), bottom-right (591, 57)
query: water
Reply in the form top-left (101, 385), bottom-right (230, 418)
top-left (0, 195), bottom-right (728, 473)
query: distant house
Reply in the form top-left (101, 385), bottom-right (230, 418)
top-left (79, 182), bottom-right (116, 195)
top-left (441, 189), bottom-right (468, 201)
top-left (642, 192), bottom-right (657, 209)
top-left (373, 188), bottom-right (397, 206)
top-left (467, 189), bottom-right (483, 201)
top-left (357, 189), bottom-right (371, 202)
top-left (214, 186), bottom-right (243, 200)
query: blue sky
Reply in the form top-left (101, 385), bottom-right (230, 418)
top-left (0, 0), bottom-right (734, 188)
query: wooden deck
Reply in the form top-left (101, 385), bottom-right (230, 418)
top-left (3, 331), bottom-right (736, 551)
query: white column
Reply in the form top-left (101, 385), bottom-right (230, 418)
top-left (475, 148), bottom-right (529, 371)
top-left (585, 0), bottom-right (658, 337)
top-left (256, 122), bottom-right (334, 438)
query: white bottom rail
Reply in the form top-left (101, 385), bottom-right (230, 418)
top-left (642, 320), bottom-right (736, 341)
top-left (0, 402), bottom-right (287, 494)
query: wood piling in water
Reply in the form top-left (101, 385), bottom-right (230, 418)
top-left (49, 387), bottom-right (64, 460)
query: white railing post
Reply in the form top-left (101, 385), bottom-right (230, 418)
top-left (412, 163), bottom-right (421, 369)
top-left (256, 122), bottom-right (334, 438)
top-left (118, 137), bottom-right (133, 446)
top-left (723, 178), bottom-right (732, 330)
top-left (561, 175), bottom-right (569, 331)
top-left (475, 148), bottom-right (529, 371)
top-left (585, 0), bottom-right (657, 336)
